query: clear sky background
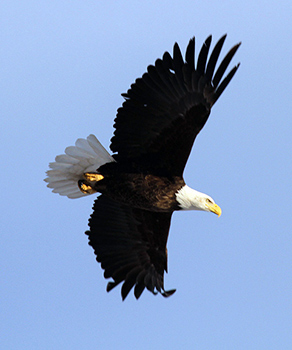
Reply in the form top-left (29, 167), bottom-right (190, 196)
top-left (1, 1), bottom-right (292, 349)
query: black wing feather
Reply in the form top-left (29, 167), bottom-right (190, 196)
top-left (86, 195), bottom-right (175, 300)
top-left (196, 35), bottom-right (212, 76)
top-left (206, 34), bottom-right (227, 80)
top-left (173, 42), bottom-right (185, 83)
top-left (213, 63), bottom-right (240, 104)
top-left (213, 42), bottom-right (241, 88)
top-left (185, 37), bottom-right (195, 71)
top-left (110, 35), bottom-right (240, 176)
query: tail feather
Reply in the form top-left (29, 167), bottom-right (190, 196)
top-left (45, 134), bottom-right (114, 199)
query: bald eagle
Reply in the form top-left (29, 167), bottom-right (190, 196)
top-left (45, 35), bottom-right (240, 300)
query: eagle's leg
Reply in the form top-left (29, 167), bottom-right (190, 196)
top-left (78, 172), bottom-right (104, 195)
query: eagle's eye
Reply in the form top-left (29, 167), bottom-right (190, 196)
top-left (206, 198), bottom-right (213, 204)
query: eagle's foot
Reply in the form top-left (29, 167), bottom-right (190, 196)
top-left (78, 172), bottom-right (104, 194)
top-left (83, 172), bottom-right (104, 182)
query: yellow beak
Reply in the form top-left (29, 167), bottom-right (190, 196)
top-left (206, 203), bottom-right (222, 217)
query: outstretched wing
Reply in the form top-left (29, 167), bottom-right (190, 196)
top-left (86, 195), bottom-right (176, 300)
top-left (110, 35), bottom-right (240, 176)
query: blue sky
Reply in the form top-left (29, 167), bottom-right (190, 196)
top-left (1, 1), bottom-right (292, 349)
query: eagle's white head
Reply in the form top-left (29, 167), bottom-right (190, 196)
top-left (176, 185), bottom-right (221, 216)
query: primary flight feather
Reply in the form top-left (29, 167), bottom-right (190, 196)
top-left (45, 35), bottom-right (240, 300)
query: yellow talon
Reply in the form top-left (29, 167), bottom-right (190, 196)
top-left (83, 172), bottom-right (104, 182)
top-left (78, 180), bottom-right (97, 194)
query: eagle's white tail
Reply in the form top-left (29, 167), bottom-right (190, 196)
top-left (44, 134), bottom-right (114, 199)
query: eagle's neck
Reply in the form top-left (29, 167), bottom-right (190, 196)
top-left (175, 185), bottom-right (207, 211)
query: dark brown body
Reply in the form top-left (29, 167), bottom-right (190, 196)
top-left (94, 167), bottom-right (185, 212)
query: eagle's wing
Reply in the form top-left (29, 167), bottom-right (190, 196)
top-left (110, 35), bottom-right (240, 176)
top-left (86, 195), bottom-right (175, 300)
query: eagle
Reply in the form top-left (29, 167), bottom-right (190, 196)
top-left (45, 35), bottom-right (240, 300)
